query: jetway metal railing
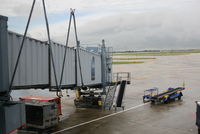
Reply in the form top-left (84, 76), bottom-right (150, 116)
top-left (112, 72), bottom-right (131, 84)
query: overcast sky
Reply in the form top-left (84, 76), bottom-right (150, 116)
top-left (0, 0), bottom-right (200, 50)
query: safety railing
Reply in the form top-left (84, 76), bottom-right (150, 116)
top-left (112, 72), bottom-right (131, 84)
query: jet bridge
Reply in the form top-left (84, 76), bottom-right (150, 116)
top-left (0, 12), bottom-right (112, 133)
top-left (0, 1), bottom-right (129, 132)
top-left (7, 31), bottom-right (110, 90)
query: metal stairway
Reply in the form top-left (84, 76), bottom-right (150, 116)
top-left (103, 72), bottom-right (130, 110)
top-left (103, 82), bottom-right (118, 110)
top-left (116, 80), bottom-right (127, 108)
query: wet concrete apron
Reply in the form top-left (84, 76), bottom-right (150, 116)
top-left (14, 53), bottom-right (200, 134)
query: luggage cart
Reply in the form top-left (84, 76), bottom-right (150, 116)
top-left (143, 87), bottom-right (184, 103)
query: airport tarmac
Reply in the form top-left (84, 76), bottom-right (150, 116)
top-left (13, 53), bottom-right (200, 134)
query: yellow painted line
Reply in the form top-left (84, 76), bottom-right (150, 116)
top-left (52, 103), bottom-right (149, 134)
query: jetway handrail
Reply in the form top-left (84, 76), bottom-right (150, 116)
top-left (112, 72), bottom-right (131, 82)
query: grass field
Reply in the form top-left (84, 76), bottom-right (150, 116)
top-left (113, 57), bottom-right (156, 60)
top-left (112, 50), bottom-right (200, 64)
top-left (112, 61), bottom-right (144, 64)
top-left (113, 50), bottom-right (200, 56)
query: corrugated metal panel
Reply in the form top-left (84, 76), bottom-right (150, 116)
top-left (50, 42), bottom-right (75, 87)
top-left (77, 48), bottom-right (102, 86)
top-left (7, 32), bottom-right (103, 89)
top-left (8, 32), bottom-right (49, 87)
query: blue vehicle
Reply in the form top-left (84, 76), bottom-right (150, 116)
top-left (143, 87), bottom-right (184, 103)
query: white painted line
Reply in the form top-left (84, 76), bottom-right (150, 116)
top-left (52, 103), bottom-right (148, 134)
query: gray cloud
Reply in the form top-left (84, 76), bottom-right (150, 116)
top-left (28, 10), bottom-right (200, 50)
top-left (77, 10), bottom-right (200, 50)
top-left (1, 0), bottom-right (200, 50)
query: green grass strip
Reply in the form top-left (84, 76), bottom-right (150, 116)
top-left (112, 61), bottom-right (144, 64)
top-left (113, 57), bottom-right (156, 60)
top-left (113, 50), bottom-right (200, 56)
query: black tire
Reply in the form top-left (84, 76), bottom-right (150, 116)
top-left (178, 95), bottom-right (182, 100)
top-left (198, 128), bottom-right (200, 134)
top-left (164, 99), bottom-right (170, 104)
top-left (151, 100), bottom-right (155, 104)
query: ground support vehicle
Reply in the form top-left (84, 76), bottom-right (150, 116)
top-left (143, 87), bottom-right (184, 103)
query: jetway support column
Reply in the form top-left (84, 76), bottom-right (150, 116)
top-left (0, 15), bottom-right (9, 100)
top-left (0, 15), bottom-right (26, 134)
top-left (101, 40), bottom-right (107, 93)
